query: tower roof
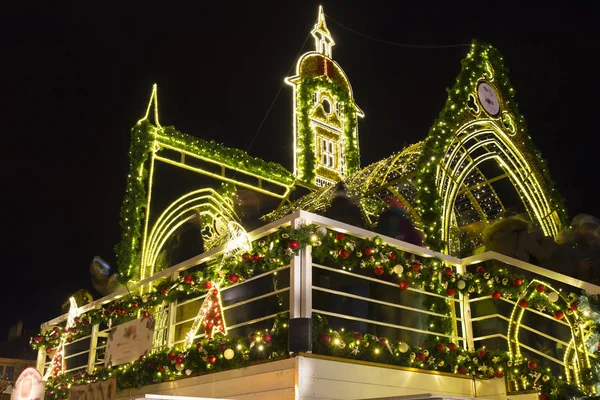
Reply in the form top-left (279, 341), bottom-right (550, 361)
top-left (311, 6), bottom-right (335, 58)
top-left (312, 5), bottom-right (331, 36)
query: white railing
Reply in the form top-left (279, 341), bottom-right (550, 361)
top-left (37, 210), bottom-right (600, 381)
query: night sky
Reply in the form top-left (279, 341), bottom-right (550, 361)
top-left (2, 1), bottom-right (599, 340)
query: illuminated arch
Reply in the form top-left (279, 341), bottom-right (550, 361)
top-left (436, 119), bottom-right (562, 252)
top-left (506, 280), bottom-right (590, 388)
top-left (140, 188), bottom-right (238, 282)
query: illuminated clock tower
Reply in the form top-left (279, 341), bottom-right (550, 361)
top-left (286, 6), bottom-right (363, 187)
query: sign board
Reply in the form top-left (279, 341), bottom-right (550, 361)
top-left (10, 367), bottom-right (44, 400)
top-left (68, 378), bottom-right (116, 400)
top-left (105, 317), bottom-right (155, 367)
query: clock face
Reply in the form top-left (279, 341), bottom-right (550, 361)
top-left (477, 82), bottom-right (500, 116)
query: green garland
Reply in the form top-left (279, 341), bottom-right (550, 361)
top-left (296, 76), bottom-right (360, 184)
top-left (36, 225), bottom-right (599, 400)
top-left (114, 121), bottom-right (295, 282)
top-left (114, 122), bottom-right (154, 283)
top-left (414, 41), bottom-right (568, 251)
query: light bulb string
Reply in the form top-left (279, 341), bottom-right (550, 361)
top-left (325, 13), bottom-right (471, 49)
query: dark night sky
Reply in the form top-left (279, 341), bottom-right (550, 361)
top-left (1, 1), bottom-right (599, 340)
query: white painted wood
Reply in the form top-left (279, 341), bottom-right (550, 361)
top-left (296, 356), bottom-right (476, 400)
top-left (87, 323), bottom-right (100, 373)
top-left (117, 358), bottom-right (296, 400)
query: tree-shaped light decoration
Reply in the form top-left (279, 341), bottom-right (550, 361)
top-left (44, 297), bottom-right (80, 380)
top-left (183, 222), bottom-right (251, 347)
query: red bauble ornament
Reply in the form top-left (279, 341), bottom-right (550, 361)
top-left (363, 247), bottom-right (373, 256)
top-left (536, 284), bottom-right (546, 293)
top-left (477, 348), bottom-right (487, 358)
top-left (513, 278), bottom-right (523, 287)
top-left (389, 252), bottom-right (397, 260)
top-left (82, 319), bottom-right (89, 326)
top-left (142, 311), bottom-right (150, 319)
top-left (570, 302), bottom-right (578, 311)
top-left (527, 360), bottom-right (538, 370)
top-left (132, 301), bottom-right (139, 309)
top-left (444, 267), bottom-right (453, 276)
top-left (184, 275), bottom-right (193, 284)
top-left (495, 369), bottom-right (504, 378)
top-left (139, 355), bottom-right (146, 361)
top-left (74, 317), bottom-right (80, 324)
top-left (458, 366), bottom-right (467, 374)
top-left (167, 352), bottom-right (176, 361)
top-left (448, 342), bottom-right (457, 351)
top-left (553, 310), bottom-right (564, 320)
top-left (339, 249), bottom-right (350, 260)
top-left (157, 366), bottom-right (165, 373)
top-left (228, 274), bottom-right (239, 283)
top-left (264, 333), bottom-right (272, 343)
top-left (518, 299), bottom-right (529, 308)
top-left (196, 342), bottom-right (203, 350)
top-left (411, 262), bottom-right (421, 272)
top-left (242, 253), bottom-right (251, 263)
top-left (160, 287), bottom-right (168, 295)
top-left (54, 332), bottom-right (59, 338)
top-left (354, 332), bottom-right (362, 341)
top-left (203, 281), bottom-right (213, 290)
top-left (335, 233), bottom-right (345, 241)
top-left (46, 347), bottom-right (52, 353)
top-left (251, 253), bottom-right (260, 263)
top-left (491, 291), bottom-right (502, 300)
top-left (435, 343), bottom-right (445, 352)
top-left (320, 334), bottom-right (331, 343)
top-left (219, 344), bottom-right (227, 352)
top-left (288, 240), bottom-right (299, 250)
top-left (374, 265), bottom-right (385, 276)
top-left (175, 356), bottom-right (184, 365)
top-left (67, 337), bottom-right (73, 343)
top-left (476, 266), bottom-right (485, 274)
top-left (416, 352), bottom-right (425, 361)
top-left (447, 288), bottom-right (456, 296)
top-left (399, 281), bottom-right (409, 291)
top-left (207, 355), bottom-right (217, 365)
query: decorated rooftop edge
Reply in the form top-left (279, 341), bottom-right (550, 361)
top-left (113, 17), bottom-right (566, 282)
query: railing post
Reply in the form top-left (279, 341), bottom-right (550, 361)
top-left (456, 263), bottom-right (475, 351)
top-left (165, 271), bottom-right (179, 348)
top-left (288, 214), bottom-right (313, 353)
top-left (87, 324), bottom-right (100, 373)
top-left (36, 346), bottom-right (46, 376)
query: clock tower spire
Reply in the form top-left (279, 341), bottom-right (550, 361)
top-left (312, 6), bottom-right (335, 58)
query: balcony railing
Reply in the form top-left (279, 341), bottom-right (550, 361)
top-left (36, 210), bottom-right (600, 396)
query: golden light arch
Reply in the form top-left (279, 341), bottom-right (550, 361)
top-left (506, 280), bottom-right (591, 389)
top-left (140, 188), bottom-right (239, 282)
top-left (436, 119), bottom-right (562, 251)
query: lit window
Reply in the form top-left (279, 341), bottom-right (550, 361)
top-left (320, 138), bottom-right (335, 168)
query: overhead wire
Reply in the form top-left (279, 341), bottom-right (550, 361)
top-left (325, 13), bottom-right (471, 49)
top-left (244, 32), bottom-right (312, 155)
